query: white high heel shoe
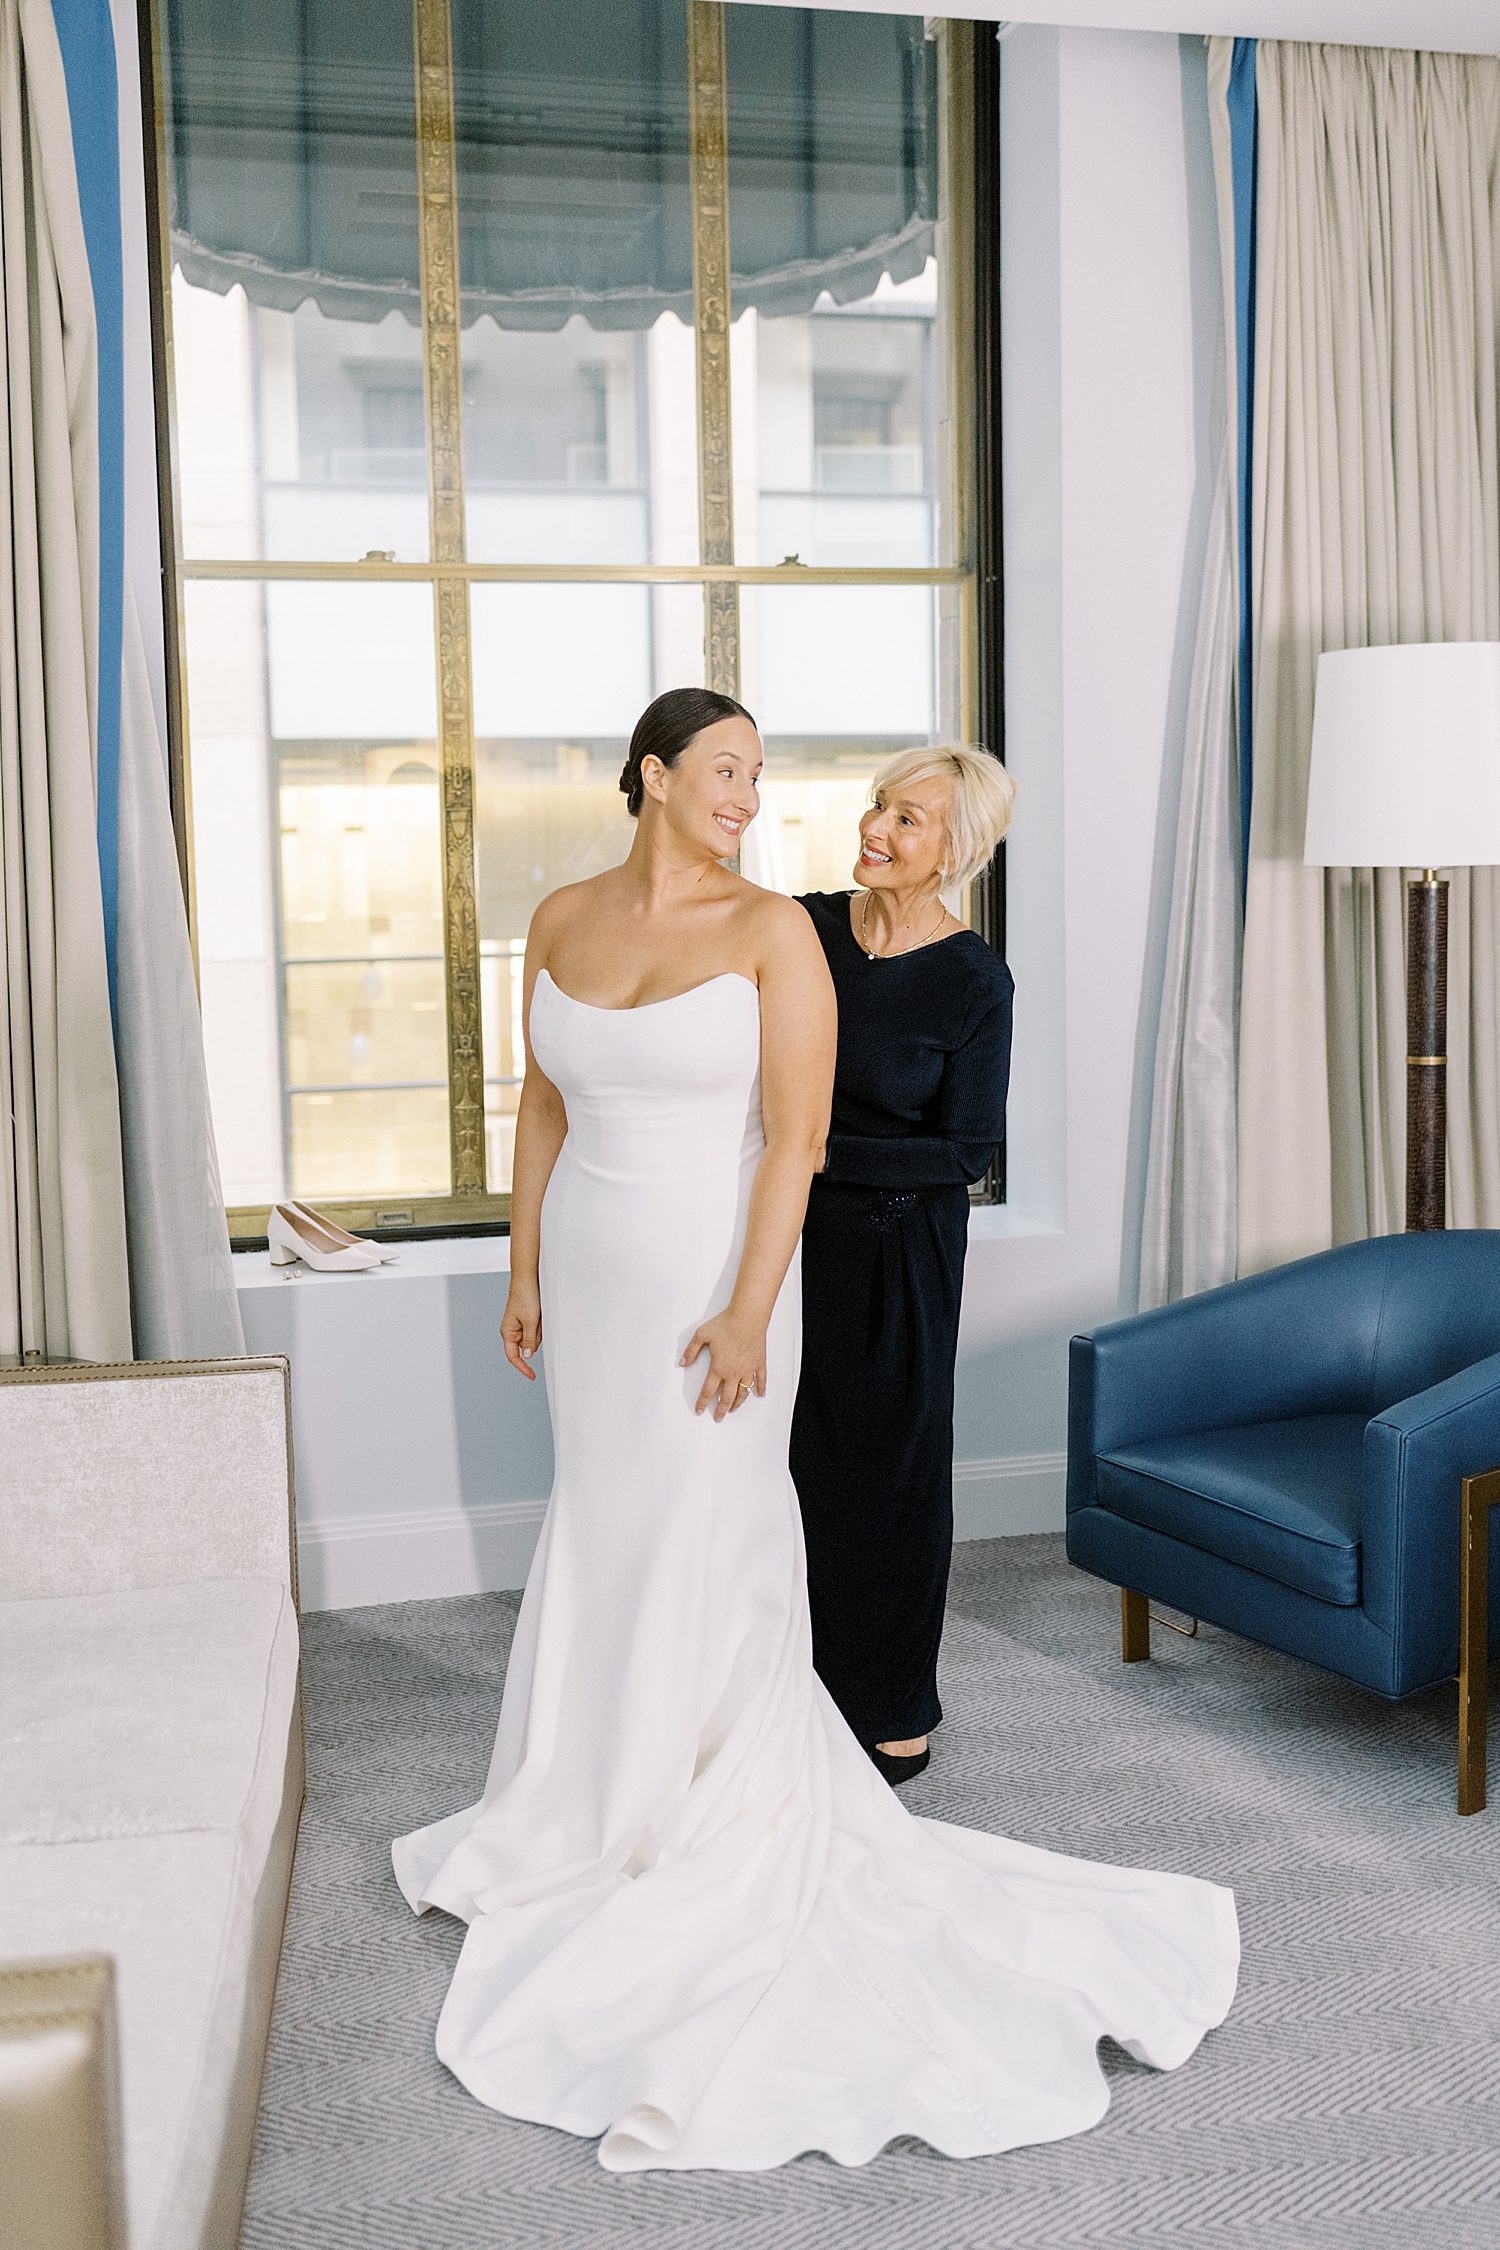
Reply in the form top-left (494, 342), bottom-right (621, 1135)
top-left (288, 1200), bottom-right (401, 1264)
top-left (268, 1204), bottom-right (382, 1273)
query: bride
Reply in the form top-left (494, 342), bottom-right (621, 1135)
top-left (392, 687), bottom-right (1238, 2173)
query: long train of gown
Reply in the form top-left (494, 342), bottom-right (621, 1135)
top-left (392, 970), bottom-right (1239, 2172)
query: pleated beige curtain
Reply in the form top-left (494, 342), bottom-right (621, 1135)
top-left (0, 0), bottom-right (132, 1362)
top-left (1238, 42), bottom-right (1500, 1274)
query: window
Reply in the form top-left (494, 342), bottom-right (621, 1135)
top-left (147, 1), bottom-right (1001, 1236)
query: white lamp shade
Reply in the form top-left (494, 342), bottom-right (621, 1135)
top-left (1303, 642), bottom-right (1500, 868)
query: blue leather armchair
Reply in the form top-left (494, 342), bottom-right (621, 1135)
top-left (1067, 1232), bottom-right (1500, 1812)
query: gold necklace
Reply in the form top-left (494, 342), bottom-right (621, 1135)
top-left (860, 888), bottom-right (946, 960)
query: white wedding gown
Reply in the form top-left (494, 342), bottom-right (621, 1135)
top-left (393, 969), bottom-right (1238, 2172)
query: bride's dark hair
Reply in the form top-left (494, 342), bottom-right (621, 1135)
top-left (619, 687), bottom-right (755, 818)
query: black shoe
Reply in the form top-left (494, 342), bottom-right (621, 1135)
top-left (869, 1743), bottom-right (930, 1787)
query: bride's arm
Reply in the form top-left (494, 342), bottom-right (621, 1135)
top-left (682, 898), bottom-right (835, 1419)
top-left (501, 912), bottom-right (571, 1381)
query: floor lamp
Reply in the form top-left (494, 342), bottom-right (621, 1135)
top-left (1304, 642), bottom-right (1500, 1233)
top-left (1306, 644), bottom-right (1500, 1818)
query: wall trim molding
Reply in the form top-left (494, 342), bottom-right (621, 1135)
top-left (297, 1499), bottom-right (548, 1612)
top-left (301, 1498), bottom-right (549, 1543)
top-left (950, 1451), bottom-right (1067, 1542)
top-left (297, 1453), bottom-right (1070, 1612)
top-left (951, 1450), bottom-right (1068, 1484)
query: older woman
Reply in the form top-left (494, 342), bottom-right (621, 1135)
top-left (792, 746), bottom-right (1015, 1786)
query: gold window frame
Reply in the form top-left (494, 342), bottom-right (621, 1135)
top-left (143, 2), bottom-right (983, 1242)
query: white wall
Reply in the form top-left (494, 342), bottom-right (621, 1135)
top-left (205, 24), bottom-right (1221, 1606)
top-left (237, 1232), bottom-right (1073, 1610)
top-left (950, 25), bottom-right (1220, 1467)
top-left (238, 1243), bottom-right (554, 1608)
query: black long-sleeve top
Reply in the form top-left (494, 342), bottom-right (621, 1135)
top-left (797, 891), bottom-right (1014, 1191)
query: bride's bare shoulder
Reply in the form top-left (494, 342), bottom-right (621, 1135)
top-left (732, 880), bottom-right (803, 930)
top-left (733, 882), bottom-right (828, 970)
top-left (529, 871), bottom-right (617, 948)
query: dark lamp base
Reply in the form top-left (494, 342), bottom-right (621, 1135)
top-left (1406, 875), bottom-right (1447, 1233)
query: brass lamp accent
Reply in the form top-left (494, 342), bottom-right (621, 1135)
top-left (1304, 642), bottom-right (1500, 1232)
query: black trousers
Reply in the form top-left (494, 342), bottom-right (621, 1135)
top-left (789, 1179), bottom-right (969, 1747)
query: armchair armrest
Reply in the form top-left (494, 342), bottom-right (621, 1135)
top-left (0, 1359), bottom-right (297, 1607)
top-left (1362, 1347), bottom-right (1500, 1683)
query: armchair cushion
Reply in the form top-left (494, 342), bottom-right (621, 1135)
top-left (1097, 1415), bottom-right (1365, 1607)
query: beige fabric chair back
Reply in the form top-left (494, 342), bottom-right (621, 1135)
top-left (0, 1954), bottom-right (127, 2250)
top-left (0, 1358), bottom-right (297, 1606)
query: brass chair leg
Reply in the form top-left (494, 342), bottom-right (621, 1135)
top-left (1458, 1469), bottom-right (1500, 1815)
top-left (1121, 1587), bottom-right (1150, 1663)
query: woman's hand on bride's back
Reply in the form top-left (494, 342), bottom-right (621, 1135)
top-left (681, 1312), bottom-right (767, 1421)
top-left (502, 1282), bottom-right (543, 1380)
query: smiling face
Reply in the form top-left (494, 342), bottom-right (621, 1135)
top-left (855, 772), bottom-right (953, 893)
top-left (642, 715), bottom-right (763, 860)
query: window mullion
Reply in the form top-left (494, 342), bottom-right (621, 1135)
top-left (687, 0), bottom-right (739, 697)
top-left (936, 20), bottom-right (977, 749)
top-left (413, 0), bottom-right (486, 1196)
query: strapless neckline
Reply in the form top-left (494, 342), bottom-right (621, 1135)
top-left (537, 966), bottom-right (758, 1015)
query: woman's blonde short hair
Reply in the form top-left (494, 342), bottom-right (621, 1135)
top-left (870, 744), bottom-right (1017, 889)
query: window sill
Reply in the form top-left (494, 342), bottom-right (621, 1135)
top-left (233, 1204), bottom-right (1059, 1289)
top-left (234, 1237), bottom-right (512, 1290)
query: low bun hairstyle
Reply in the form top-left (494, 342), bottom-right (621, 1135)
top-left (619, 687), bottom-right (755, 817)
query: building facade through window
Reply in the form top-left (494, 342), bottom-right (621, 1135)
top-left (151, 0), bottom-right (1000, 1235)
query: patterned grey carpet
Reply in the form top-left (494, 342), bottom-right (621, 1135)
top-left (244, 1536), bottom-right (1500, 2250)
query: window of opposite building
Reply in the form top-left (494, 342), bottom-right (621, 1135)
top-left (146, 1), bottom-right (1003, 1236)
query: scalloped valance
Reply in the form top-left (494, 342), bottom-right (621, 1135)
top-left (167, 0), bottom-right (937, 331)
